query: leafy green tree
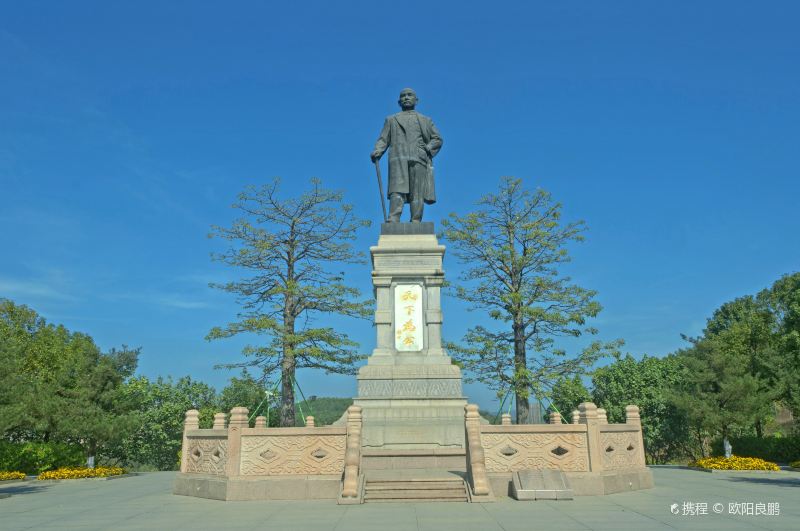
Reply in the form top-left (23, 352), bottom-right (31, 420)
top-left (701, 294), bottom-right (780, 437)
top-left (207, 178), bottom-right (372, 426)
top-left (0, 325), bottom-right (25, 435)
top-left (670, 327), bottom-right (777, 456)
top-left (218, 369), bottom-right (277, 424)
top-left (0, 299), bottom-right (139, 463)
top-left (110, 376), bottom-right (217, 470)
top-left (592, 354), bottom-right (689, 463)
top-left (60, 345), bottom-right (140, 462)
top-left (549, 375), bottom-right (590, 419)
top-left (761, 273), bottom-right (800, 419)
top-left (441, 177), bottom-right (621, 423)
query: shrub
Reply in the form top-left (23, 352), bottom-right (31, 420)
top-left (711, 436), bottom-right (800, 463)
top-left (790, 459), bottom-right (800, 469)
top-left (0, 471), bottom-right (26, 481)
top-left (37, 466), bottom-right (125, 480)
top-left (689, 455), bottom-right (780, 471)
top-left (0, 441), bottom-right (84, 475)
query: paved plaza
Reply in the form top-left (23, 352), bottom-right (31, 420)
top-left (1, 467), bottom-right (798, 530)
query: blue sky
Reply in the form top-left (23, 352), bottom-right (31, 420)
top-left (2, 1), bottom-right (798, 409)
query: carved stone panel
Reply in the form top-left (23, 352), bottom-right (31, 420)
top-left (394, 284), bottom-right (423, 351)
top-left (358, 379), bottom-right (462, 398)
top-left (185, 437), bottom-right (228, 476)
top-left (374, 255), bottom-right (441, 271)
top-left (480, 432), bottom-right (590, 473)
top-left (358, 365), bottom-right (462, 379)
top-left (239, 434), bottom-right (346, 476)
top-left (600, 431), bottom-right (644, 469)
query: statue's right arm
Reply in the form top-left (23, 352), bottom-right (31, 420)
top-left (371, 118), bottom-right (390, 162)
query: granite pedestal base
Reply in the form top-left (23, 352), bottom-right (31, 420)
top-left (353, 225), bottom-right (467, 449)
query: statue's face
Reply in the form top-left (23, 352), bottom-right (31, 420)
top-left (398, 89), bottom-right (418, 110)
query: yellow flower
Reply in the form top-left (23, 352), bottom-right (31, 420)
top-left (37, 466), bottom-right (125, 480)
top-left (688, 455), bottom-right (779, 471)
top-left (0, 471), bottom-right (26, 481)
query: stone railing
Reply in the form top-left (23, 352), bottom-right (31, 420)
top-left (599, 405), bottom-right (647, 470)
top-left (468, 402), bottom-right (647, 476)
top-left (341, 405), bottom-right (362, 498)
top-left (179, 405), bottom-right (363, 497)
top-left (464, 404), bottom-right (492, 499)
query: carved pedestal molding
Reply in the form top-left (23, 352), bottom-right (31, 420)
top-left (549, 412), bottom-right (562, 425)
top-left (501, 413), bottom-right (512, 426)
top-left (213, 413), bottom-right (227, 430)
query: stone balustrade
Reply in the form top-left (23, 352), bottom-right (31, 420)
top-left (177, 401), bottom-right (649, 501)
top-left (466, 402), bottom-right (651, 496)
top-left (176, 405), bottom-right (363, 501)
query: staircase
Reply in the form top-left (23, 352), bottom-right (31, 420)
top-left (363, 469), bottom-right (469, 503)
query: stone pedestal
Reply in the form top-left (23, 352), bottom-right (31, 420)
top-left (354, 222), bottom-right (467, 449)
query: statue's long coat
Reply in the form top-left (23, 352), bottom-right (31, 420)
top-left (373, 111), bottom-right (443, 204)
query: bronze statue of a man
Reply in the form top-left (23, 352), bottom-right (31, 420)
top-left (371, 88), bottom-right (443, 222)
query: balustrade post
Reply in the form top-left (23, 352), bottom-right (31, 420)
top-left (226, 407), bottom-right (248, 478)
top-left (626, 405), bottom-right (646, 467)
top-left (180, 409), bottom-right (199, 473)
top-left (578, 402), bottom-right (603, 472)
top-left (341, 406), bottom-right (362, 497)
top-left (465, 404), bottom-right (490, 496)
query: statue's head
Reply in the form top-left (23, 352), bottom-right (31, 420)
top-left (398, 88), bottom-right (418, 111)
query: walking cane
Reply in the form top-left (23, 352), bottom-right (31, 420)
top-left (374, 160), bottom-right (388, 222)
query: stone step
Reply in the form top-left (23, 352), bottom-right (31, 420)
top-left (363, 470), bottom-right (469, 503)
top-left (367, 481), bottom-right (463, 490)
top-left (365, 489), bottom-right (467, 500)
top-left (365, 497), bottom-right (468, 503)
top-left (363, 468), bottom-right (465, 482)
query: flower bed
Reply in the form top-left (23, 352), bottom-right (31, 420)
top-left (0, 471), bottom-right (26, 481)
top-left (37, 466), bottom-right (126, 480)
top-left (689, 456), bottom-right (779, 471)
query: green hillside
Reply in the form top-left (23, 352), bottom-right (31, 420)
top-left (295, 397), bottom-right (353, 426)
